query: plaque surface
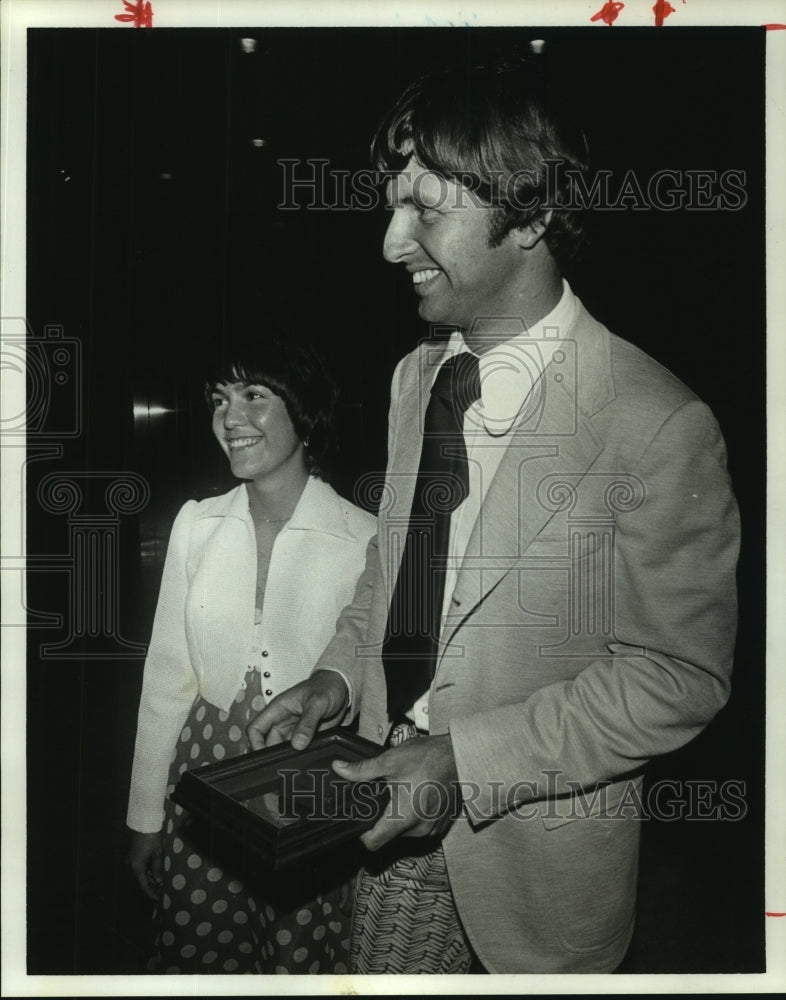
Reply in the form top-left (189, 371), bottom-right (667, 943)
top-left (171, 728), bottom-right (389, 871)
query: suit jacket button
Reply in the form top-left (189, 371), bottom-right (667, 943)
top-left (265, 689), bottom-right (273, 696)
top-left (377, 725), bottom-right (384, 737)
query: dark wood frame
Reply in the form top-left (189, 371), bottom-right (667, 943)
top-left (172, 728), bottom-right (388, 871)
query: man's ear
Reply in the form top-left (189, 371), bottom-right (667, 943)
top-left (515, 209), bottom-right (553, 249)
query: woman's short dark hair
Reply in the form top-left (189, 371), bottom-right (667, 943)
top-left (371, 57), bottom-right (590, 268)
top-left (204, 334), bottom-right (338, 480)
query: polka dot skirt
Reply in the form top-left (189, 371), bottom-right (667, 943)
top-left (148, 669), bottom-right (351, 974)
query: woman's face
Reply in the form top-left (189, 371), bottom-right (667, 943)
top-left (210, 381), bottom-right (306, 485)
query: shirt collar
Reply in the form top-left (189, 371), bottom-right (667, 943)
top-left (442, 279), bottom-right (577, 435)
top-left (197, 477), bottom-right (359, 541)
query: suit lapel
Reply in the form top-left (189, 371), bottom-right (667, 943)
top-left (377, 340), bottom-right (451, 597)
top-left (378, 303), bottom-right (615, 652)
top-left (440, 304), bottom-right (614, 651)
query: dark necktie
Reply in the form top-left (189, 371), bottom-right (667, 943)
top-left (382, 350), bottom-right (481, 718)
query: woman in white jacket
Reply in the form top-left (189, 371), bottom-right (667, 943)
top-left (127, 336), bottom-right (376, 974)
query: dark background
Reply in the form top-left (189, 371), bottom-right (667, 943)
top-left (25, 27), bottom-right (765, 974)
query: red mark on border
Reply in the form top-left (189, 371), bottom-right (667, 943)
top-left (763, 24), bottom-right (786, 30)
top-left (653, 0), bottom-right (676, 26)
top-left (115, 0), bottom-right (153, 28)
top-left (766, 912), bottom-right (786, 917)
top-left (591, 1), bottom-right (625, 25)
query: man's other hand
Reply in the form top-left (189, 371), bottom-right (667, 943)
top-left (332, 733), bottom-right (460, 850)
top-left (246, 671), bottom-right (349, 751)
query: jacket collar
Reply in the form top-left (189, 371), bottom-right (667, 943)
top-left (417, 296), bottom-right (616, 422)
top-left (194, 476), bottom-right (359, 541)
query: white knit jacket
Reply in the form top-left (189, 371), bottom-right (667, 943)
top-left (127, 476), bottom-right (376, 833)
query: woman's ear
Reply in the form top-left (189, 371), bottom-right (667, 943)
top-left (516, 209), bottom-right (553, 249)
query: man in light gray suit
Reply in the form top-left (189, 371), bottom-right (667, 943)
top-left (248, 59), bottom-right (739, 974)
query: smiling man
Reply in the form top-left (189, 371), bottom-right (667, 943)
top-left (248, 59), bottom-right (740, 974)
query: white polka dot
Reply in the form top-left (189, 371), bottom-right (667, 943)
top-left (223, 958), bottom-right (239, 971)
top-left (212, 898), bottom-right (228, 913)
top-left (227, 879), bottom-right (243, 893)
top-left (276, 929), bottom-right (292, 946)
top-left (248, 897), bottom-right (257, 913)
top-left (190, 744), bottom-right (200, 760)
top-left (180, 726), bottom-right (192, 742)
top-left (175, 910), bottom-right (190, 926)
top-left (340, 938), bottom-right (350, 950)
top-left (161, 931), bottom-right (174, 946)
top-left (178, 762), bottom-right (187, 774)
top-left (251, 694), bottom-right (265, 712)
top-left (239, 941), bottom-right (253, 954)
top-left (296, 908), bottom-right (312, 925)
top-left (203, 950), bottom-right (218, 964)
top-left (196, 921), bottom-right (212, 937)
top-left (309, 960), bottom-right (320, 974)
top-left (174, 804), bottom-right (183, 817)
top-left (293, 947), bottom-right (308, 962)
top-left (180, 944), bottom-right (196, 958)
top-left (172, 837), bottom-right (183, 854)
top-left (213, 744), bottom-right (226, 760)
top-left (328, 920), bottom-right (342, 933)
top-left (218, 930), bottom-right (233, 944)
top-left (312, 925), bottom-right (325, 941)
top-left (190, 889), bottom-right (206, 904)
top-left (229, 725), bottom-right (242, 742)
top-left (162, 893), bottom-right (171, 910)
top-left (233, 911), bottom-right (248, 925)
top-left (202, 723), bottom-right (213, 740)
top-left (165, 965), bottom-right (180, 973)
top-left (187, 853), bottom-right (202, 870)
top-left (322, 901), bottom-right (332, 915)
top-left (165, 783), bottom-right (175, 796)
top-left (218, 710), bottom-right (230, 723)
top-left (163, 856), bottom-right (171, 872)
top-left (265, 905), bottom-right (275, 921)
top-left (275, 965), bottom-right (289, 974)
top-left (196, 706), bottom-right (206, 722)
top-left (165, 819), bottom-right (174, 834)
top-left (206, 867), bottom-right (223, 882)
top-left (172, 874), bottom-right (186, 891)
top-left (235, 689), bottom-right (245, 704)
top-left (335, 962), bottom-right (347, 974)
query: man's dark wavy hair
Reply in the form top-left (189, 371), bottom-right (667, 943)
top-left (204, 334), bottom-right (338, 480)
top-left (371, 57), bottom-right (590, 267)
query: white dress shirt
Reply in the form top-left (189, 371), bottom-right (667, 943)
top-left (409, 280), bottom-right (577, 730)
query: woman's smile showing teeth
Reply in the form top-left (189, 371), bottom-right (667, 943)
top-left (227, 436), bottom-right (262, 450)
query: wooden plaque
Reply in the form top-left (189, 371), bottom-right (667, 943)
top-left (171, 728), bottom-right (388, 871)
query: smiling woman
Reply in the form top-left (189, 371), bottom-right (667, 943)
top-left (210, 384), bottom-right (307, 504)
top-left (126, 334), bottom-right (376, 974)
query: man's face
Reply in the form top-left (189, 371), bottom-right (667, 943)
top-left (383, 157), bottom-right (525, 331)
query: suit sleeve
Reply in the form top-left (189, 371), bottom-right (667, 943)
top-left (312, 357), bottom-right (405, 711)
top-left (450, 399), bottom-right (740, 819)
top-left (127, 501), bottom-right (200, 833)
